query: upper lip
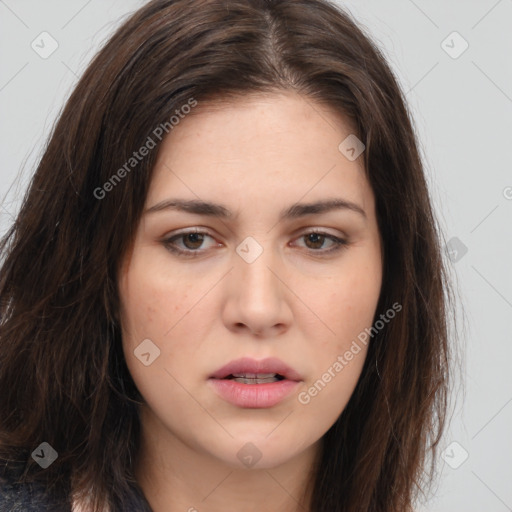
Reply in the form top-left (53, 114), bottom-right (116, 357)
top-left (209, 357), bottom-right (302, 381)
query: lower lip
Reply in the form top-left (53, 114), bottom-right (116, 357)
top-left (208, 378), bottom-right (300, 408)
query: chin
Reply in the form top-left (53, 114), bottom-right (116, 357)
top-left (211, 436), bottom-right (309, 471)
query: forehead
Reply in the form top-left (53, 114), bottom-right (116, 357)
top-left (162, 91), bottom-right (359, 159)
top-left (147, 91), bottom-right (371, 213)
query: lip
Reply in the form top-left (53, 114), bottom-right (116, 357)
top-left (208, 357), bottom-right (303, 408)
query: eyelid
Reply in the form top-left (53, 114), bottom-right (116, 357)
top-left (163, 226), bottom-right (347, 241)
top-left (161, 227), bottom-right (349, 257)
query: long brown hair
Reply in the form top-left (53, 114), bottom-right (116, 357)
top-left (0, 0), bottom-right (456, 510)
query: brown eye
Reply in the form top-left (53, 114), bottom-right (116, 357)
top-left (294, 231), bottom-right (348, 254)
top-left (162, 230), bottom-right (218, 256)
top-left (163, 229), bottom-right (348, 258)
top-left (303, 232), bottom-right (326, 250)
top-left (181, 232), bottom-right (205, 250)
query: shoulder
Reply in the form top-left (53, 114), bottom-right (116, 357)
top-left (0, 462), bottom-right (70, 512)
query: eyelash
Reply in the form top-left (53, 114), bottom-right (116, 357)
top-left (162, 228), bottom-right (349, 258)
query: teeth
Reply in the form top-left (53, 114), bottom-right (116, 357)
top-left (232, 376), bottom-right (280, 384)
top-left (231, 373), bottom-right (277, 379)
top-left (229, 372), bottom-right (281, 384)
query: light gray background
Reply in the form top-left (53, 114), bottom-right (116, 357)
top-left (1, 1), bottom-right (511, 511)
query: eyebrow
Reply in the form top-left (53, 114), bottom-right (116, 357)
top-left (144, 197), bottom-right (366, 220)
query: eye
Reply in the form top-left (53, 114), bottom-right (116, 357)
top-left (291, 230), bottom-right (348, 255)
top-left (162, 229), bottom-right (219, 257)
top-left (161, 228), bottom-right (349, 257)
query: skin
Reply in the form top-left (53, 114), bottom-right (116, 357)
top-left (117, 90), bottom-right (383, 512)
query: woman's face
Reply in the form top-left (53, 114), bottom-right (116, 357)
top-left (118, 91), bottom-right (382, 470)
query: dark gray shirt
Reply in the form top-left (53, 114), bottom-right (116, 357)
top-left (0, 462), bottom-right (153, 512)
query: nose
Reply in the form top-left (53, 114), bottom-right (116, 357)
top-left (221, 239), bottom-right (293, 337)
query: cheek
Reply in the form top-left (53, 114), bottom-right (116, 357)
top-left (119, 259), bottom-right (191, 342)
top-left (311, 265), bottom-right (381, 355)
top-left (296, 267), bottom-right (379, 423)
top-left (118, 256), bottom-right (210, 385)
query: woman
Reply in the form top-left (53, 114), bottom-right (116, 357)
top-left (0, 0), bottom-right (455, 511)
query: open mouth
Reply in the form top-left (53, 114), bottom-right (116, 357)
top-left (224, 373), bottom-right (286, 384)
top-left (208, 357), bottom-right (302, 407)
